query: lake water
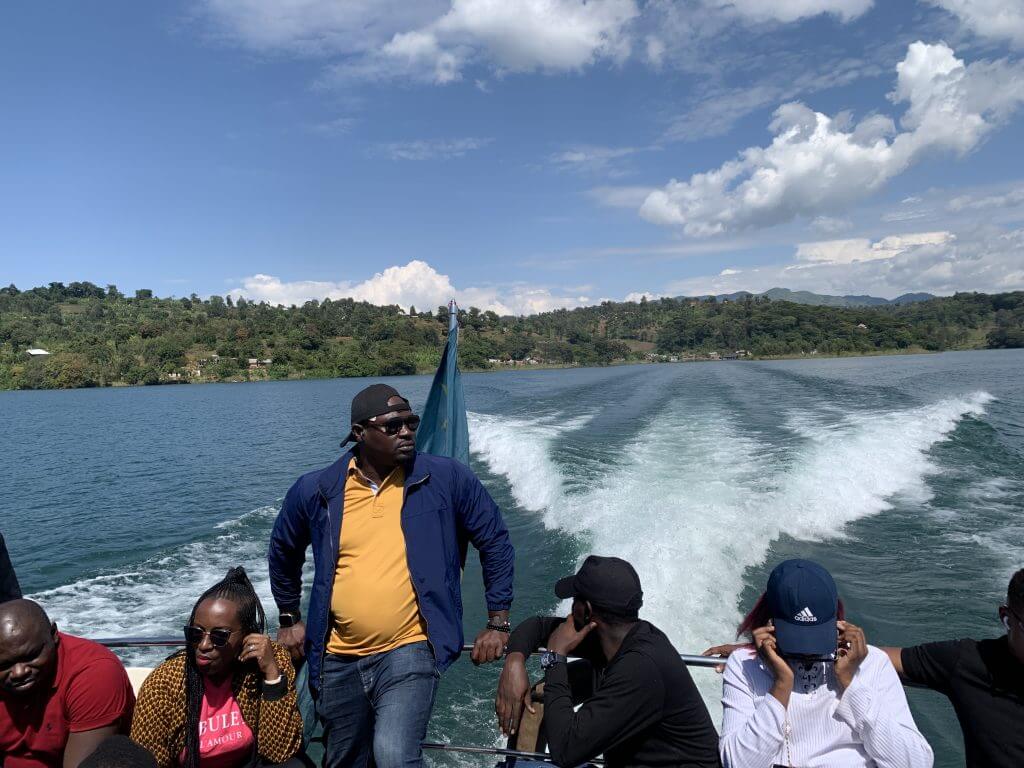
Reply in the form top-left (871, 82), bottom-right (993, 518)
top-left (3, 350), bottom-right (1023, 767)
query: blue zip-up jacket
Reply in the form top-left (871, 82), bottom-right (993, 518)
top-left (267, 448), bottom-right (514, 695)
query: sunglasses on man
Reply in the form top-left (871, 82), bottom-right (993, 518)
top-left (183, 625), bottom-right (240, 647)
top-left (364, 414), bottom-right (421, 436)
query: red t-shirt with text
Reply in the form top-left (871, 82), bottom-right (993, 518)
top-left (0, 632), bottom-right (135, 768)
top-left (179, 675), bottom-right (254, 768)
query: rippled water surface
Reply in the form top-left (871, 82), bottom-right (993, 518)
top-left (3, 350), bottom-right (1023, 767)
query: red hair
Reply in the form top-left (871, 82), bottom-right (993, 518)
top-left (736, 591), bottom-right (845, 640)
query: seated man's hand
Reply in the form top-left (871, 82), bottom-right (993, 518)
top-left (496, 652), bottom-right (532, 737)
top-left (546, 616), bottom-right (597, 656)
top-left (701, 642), bottom-right (745, 673)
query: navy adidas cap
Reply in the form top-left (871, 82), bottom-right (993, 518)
top-left (766, 559), bottom-right (838, 657)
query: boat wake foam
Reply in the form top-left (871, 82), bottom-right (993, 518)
top-left (471, 391), bottom-right (995, 711)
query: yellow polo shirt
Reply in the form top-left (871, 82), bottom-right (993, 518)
top-left (326, 458), bottom-right (428, 656)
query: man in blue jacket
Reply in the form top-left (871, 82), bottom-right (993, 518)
top-left (268, 383), bottom-right (514, 768)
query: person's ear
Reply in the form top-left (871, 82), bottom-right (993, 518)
top-left (351, 424), bottom-right (364, 443)
top-left (51, 622), bottom-right (59, 641)
top-left (583, 600), bottom-right (593, 624)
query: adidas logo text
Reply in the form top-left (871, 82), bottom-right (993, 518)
top-left (794, 607), bottom-right (817, 622)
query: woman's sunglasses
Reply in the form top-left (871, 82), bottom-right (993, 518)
top-left (183, 625), bottom-right (239, 648)
top-left (365, 414), bottom-right (421, 436)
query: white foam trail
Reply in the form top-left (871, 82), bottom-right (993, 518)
top-left (28, 505), bottom-right (313, 665)
top-left (774, 391), bottom-right (995, 541)
top-left (473, 391), bottom-right (995, 714)
top-left (468, 411), bottom-right (592, 515)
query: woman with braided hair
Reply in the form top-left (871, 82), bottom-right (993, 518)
top-left (131, 567), bottom-right (304, 768)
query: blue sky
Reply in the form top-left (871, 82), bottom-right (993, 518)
top-left (2, 0), bottom-right (1024, 313)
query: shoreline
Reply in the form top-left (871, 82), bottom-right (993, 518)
top-left (1, 345), bottom-right (1005, 393)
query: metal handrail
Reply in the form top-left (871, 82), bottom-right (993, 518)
top-left (95, 637), bottom-right (728, 668)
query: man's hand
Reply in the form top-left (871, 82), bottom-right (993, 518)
top-left (472, 611), bottom-right (510, 665)
top-left (546, 616), bottom-right (596, 656)
top-left (835, 620), bottom-right (868, 691)
top-left (495, 652), bottom-right (533, 736)
top-left (753, 624), bottom-right (793, 708)
top-left (472, 627), bottom-right (507, 665)
top-left (701, 642), bottom-right (745, 673)
top-left (277, 621), bottom-right (306, 662)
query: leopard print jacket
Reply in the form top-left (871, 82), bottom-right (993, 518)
top-left (130, 643), bottom-right (303, 768)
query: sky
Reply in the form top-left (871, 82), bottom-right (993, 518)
top-left (2, 0), bottom-right (1024, 314)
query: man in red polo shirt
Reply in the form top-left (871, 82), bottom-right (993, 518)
top-left (1, 599), bottom-right (135, 768)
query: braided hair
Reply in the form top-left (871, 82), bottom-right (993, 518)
top-left (182, 567), bottom-right (266, 768)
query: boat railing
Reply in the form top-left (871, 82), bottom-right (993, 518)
top-left (94, 637), bottom-right (728, 668)
top-left (96, 636), bottom-right (725, 765)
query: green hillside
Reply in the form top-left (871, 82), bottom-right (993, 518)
top-left (1, 282), bottom-right (1021, 390)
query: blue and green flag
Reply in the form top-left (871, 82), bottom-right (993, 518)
top-left (415, 301), bottom-right (469, 465)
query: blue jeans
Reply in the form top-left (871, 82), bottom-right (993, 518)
top-left (318, 641), bottom-right (439, 768)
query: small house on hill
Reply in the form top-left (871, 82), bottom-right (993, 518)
top-left (26, 348), bottom-right (51, 357)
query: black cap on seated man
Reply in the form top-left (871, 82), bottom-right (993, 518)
top-left (554, 555), bottom-right (644, 621)
top-left (496, 555), bottom-right (722, 768)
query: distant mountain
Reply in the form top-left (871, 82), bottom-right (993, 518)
top-left (703, 288), bottom-right (936, 308)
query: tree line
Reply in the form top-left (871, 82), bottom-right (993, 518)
top-left (0, 282), bottom-right (1021, 390)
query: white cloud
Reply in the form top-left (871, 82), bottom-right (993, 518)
top-left (795, 231), bottom-right (954, 264)
top-left (660, 226), bottom-right (1024, 297)
top-left (948, 185), bottom-right (1024, 211)
top-left (719, 267), bottom-right (742, 275)
top-left (372, 137), bottom-right (492, 160)
top-left (199, 0), bottom-right (874, 87)
top-left (197, 0), bottom-right (448, 55)
top-left (317, 0), bottom-right (640, 84)
top-left (434, 0), bottom-right (638, 73)
top-left (641, 42), bottom-right (1024, 236)
top-left (624, 291), bottom-right (663, 302)
top-left (711, 0), bottom-right (873, 23)
top-left (228, 260), bottom-right (590, 316)
top-left (550, 145), bottom-right (647, 175)
top-left (925, 0), bottom-right (1024, 47)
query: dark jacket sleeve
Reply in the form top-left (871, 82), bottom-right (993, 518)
top-left (267, 479), bottom-right (312, 614)
top-left (543, 651), bottom-right (665, 768)
top-left (0, 534), bottom-right (22, 603)
top-left (453, 463), bottom-right (514, 613)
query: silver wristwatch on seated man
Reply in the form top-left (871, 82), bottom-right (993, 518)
top-left (541, 650), bottom-right (567, 670)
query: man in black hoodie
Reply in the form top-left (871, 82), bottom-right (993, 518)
top-left (495, 556), bottom-right (720, 768)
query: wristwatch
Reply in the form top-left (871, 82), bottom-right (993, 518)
top-left (278, 611), bottom-right (301, 628)
top-left (540, 650), bottom-right (567, 670)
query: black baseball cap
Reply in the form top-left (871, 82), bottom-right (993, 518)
top-left (766, 559), bottom-right (839, 657)
top-left (554, 555), bottom-right (643, 617)
top-left (342, 384), bottom-right (411, 444)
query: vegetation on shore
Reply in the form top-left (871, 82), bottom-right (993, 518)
top-left (1, 282), bottom-right (1022, 390)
